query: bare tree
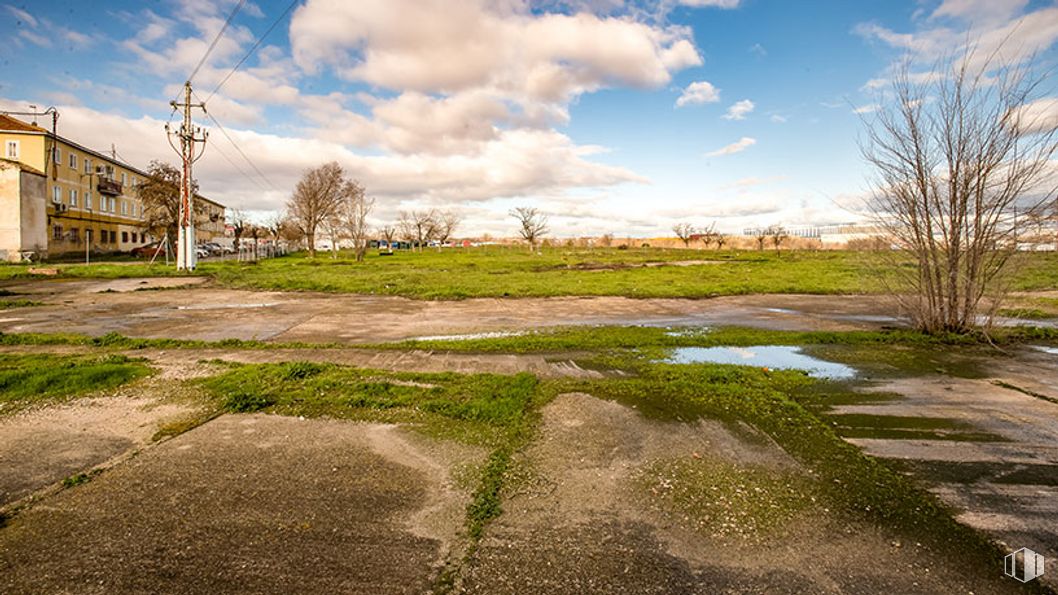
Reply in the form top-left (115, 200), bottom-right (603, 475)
top-left (229, 209), bottom-right (248, 252)
top-left (599, 233), bottom-right (614, 248)
top-left (336, 183), bottom-right (373, 262)
top-left (698, 222), bottom-right (717, 249)
top-left (510, 207), bottom-right (549, 250)
top-left (435, 210), bottom-right (461, 248)
top-left (752, 227), bottom-right (768, 251)
top-left (712, 224), bottom-right (728, 250)
top-left (399, 210), bottom-right (438, 252)
top-left (379, 225), bottom-right (397, 252)
top-left (672, 222), bottom-right (695, 248)
top-left (286, 162), bottom-right (347, 258)
top-left (137, 160), bottom-right (204, 251)
top-left (862, 52), bottom-right (1058, 333)
top-left (769, 225), bottom-right (788, 254)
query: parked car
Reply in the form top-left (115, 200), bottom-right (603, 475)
top-left (130, 241), bottom-right (163, 258)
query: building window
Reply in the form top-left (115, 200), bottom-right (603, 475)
top-left (84, 157), bottom-right (91, 174)
top-left (52, 186), bottom-right (61, 203)
top-left (99, 195), bottom-right (105, 211)
top-left (109, 197), bottom-right (116, 213)
top-left (122, 231), bottom-right (129, 243)
top-left (69, 228), bottom-right (79, 243)
top-left (69, 189), bottom-right (78, 207)
top-left (69, 153), bottom-right (77, 169)
top-left (85, 191), bottom-right (91, 210)
top-left (53, 147), bottom-right (61, 164)
top-left (5, 140), bottom-right (18, 159)
top-left (53, 225), bottom-right (63, 240)
top-left (121, 172), bottom-right (127, 185)
top-left (121, 201), bottom-right (128, 215)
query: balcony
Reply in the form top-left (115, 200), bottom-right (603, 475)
top-left (97, 178), bottom-right (123, 196)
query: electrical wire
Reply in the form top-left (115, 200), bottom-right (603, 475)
top-left (194, 90), bottom-right (279, 192)
top-left (186, 0), bottom-right (247, 84)
top-left (204, 0), bottom-right (301, 104)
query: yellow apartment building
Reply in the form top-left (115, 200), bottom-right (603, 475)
top-left (0, 114), bottom-right (225, 261)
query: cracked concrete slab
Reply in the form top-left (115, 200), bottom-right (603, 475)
top-left (0, 414), bottom-right (484, 594)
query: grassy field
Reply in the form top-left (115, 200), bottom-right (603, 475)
top-left (4, 246), bottom-right (1058, 299)
top-left (191, 333), bottom-right (1011, 572)
top-left (0, 353), bottom-right (151, 415)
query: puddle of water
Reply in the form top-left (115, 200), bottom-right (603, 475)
top-left (408, 330), bottom-right (525, 342)
top-left (1032, 345), bottom-right (1058, 355)
top-left (175, 303), bottom-right (278, 310)
top-left (665, 345), bottom-right (856, 379)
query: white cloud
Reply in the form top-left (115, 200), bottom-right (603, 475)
top-left (5, 5), bottom-right (37, 28)
top-left (675, 81), bottom-right (720, 108)
top-left (679, 0), bottom-right (741, 8)
top-left (769, 114), bottom-right (787, 123)
top-left (723, 99), bottom-right (755, 120)
top-left (704, 136), bottom-right (756, 157)
top-left (856, 3), bottom-right (1058, 78)
top-left (289, 0), bottom-right (701, 100)
top-left (852, 104), bottom-right (879, 114)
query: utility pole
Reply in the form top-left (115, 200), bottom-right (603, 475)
top-left (166, 82), bottom-right (208, 271)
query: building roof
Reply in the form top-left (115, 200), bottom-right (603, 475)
top-left (0, 157), bottom-right (46, 177)
top-left (0, 114), bottom-right (49, 134)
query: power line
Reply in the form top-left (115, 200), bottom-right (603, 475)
top-left (206, 133), bottom-right (269, 193)
top-left (187, 0), bottom-right (247, 84)
top-left (194, 90), bottom-right (279, 192)
top-left (205, 0), bottom-right (301, 104)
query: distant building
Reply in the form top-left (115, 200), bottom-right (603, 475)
top-left (0, 114), bottom-right (225, 261)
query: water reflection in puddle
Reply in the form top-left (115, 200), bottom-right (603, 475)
top-left (665, 345), bottom-right (856, 379)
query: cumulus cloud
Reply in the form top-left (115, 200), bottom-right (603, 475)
top-left (856, 2), bottom-right (1058, 81)
top-left (289, 0), bottom-right (701, 99)
top-left (704, 136), bottom-right (756, 157)
top-left (675, 81), bottom-right (720, 108)
top-left (723, 99), bottom-right (755, 120)
top-left (679, 0), bottom-right (741, 8)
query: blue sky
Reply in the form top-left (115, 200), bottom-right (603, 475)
top-left (3, 0), bottom-right (1057, 236)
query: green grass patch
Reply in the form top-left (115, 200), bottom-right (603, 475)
top-left (0, 353), bottom-right (151, 414)
top-left (637, 458), bottom-right (819, 541)
top-left (199, 361), bottom-right (545, 541)
top-left (0, 299), bottom-right (41, 310)
top-left (550, 357), bottom-right (1008, 571)
top-left (2, 247), bottom-right (1057, 300)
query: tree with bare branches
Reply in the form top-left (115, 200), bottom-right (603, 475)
top-left (399, 210), bottom-right (438, 252)
top-left (510, 207), bottom-right (549, 250)
top-left (769, 225), bottom-right (788, 255)
top-left (599, 233), bottom-right (614, 248)
top-left (287, 162), bottom-right (348, 258)
top-left (137, 160), bottom-right (203, 251)
top-left (379, 225), bottom-right (397, 252)
top-left (336, 184), bottom-right (373, 262)
top-left (435, 211), bottom-right (461, 248)
top-left (752, 227), bottom-right (768, 251)
top-left (229, 209), bottom-right (248, 252)
top-left (861, 52), bottom-right (1058, 333)
top-left (672, 222), bottom-right (695, 248)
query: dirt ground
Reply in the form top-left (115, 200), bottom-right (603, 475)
top-left (839, 347), bottom-right (1058, 573)
top-left (0, 414), bottom-right (483, 594)
top-left (1, 277), bottom-right (1055, 593)
top-left (459, 393), bottom-right (1008, 594)
top-left (0, 278), bottom-right (907, 344)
